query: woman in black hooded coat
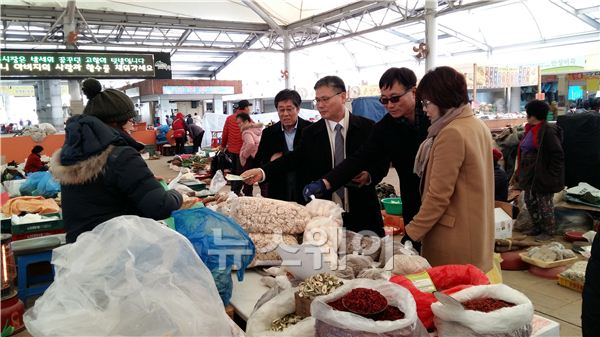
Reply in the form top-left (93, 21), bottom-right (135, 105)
top-left (51, 79), bottom-right (182, 243)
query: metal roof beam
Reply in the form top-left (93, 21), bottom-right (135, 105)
top-left (437, 24), bottom-right (491, 52)
top-left (0, 40), bottom-right (280, 53)
top-left (0, 5), bottom-right (270, 33)
top-left (547, 0), bottom-right (600, 30)
top-left (287, 0), bottom-right (511, 51)
top-left (241, 0), bottom-right (285, 36)
top-left (285, 1), bottom-right (390, 31)
top-left (451, 31), bottom-right (600, 56)
top-left (577, 5), bottom-right (600, 14)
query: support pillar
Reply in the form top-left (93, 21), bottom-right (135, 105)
top-left (214, 96), bottom-right (224, 114)
top-left (64, 1), bottom-right (83, 115)
top-left (510, 87), bottom-right (521, 113)
top-left (35, 80), bottom-right (64, 129)
top-left (424, 0), bottom-right (438, 71)
top-left (283, 32), bottom-right (291, 89)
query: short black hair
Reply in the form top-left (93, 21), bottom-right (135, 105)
top-left (525, 100), bottom-right (549, 121)
top-left (314, 75), bottom-right (346, 93)
top-left (274, 89), bottom-right (302, 109)
top-left (379, 67), bottom-right (417, 90)
top-left (236, 113), bottom-right (251, 123)
top-left (32, 145), bottom-right (44, 154)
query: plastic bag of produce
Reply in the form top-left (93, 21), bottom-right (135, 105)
top-left (246, 288), bottom-right (315, 337)
top-left (173, 207), bottom-right (255, 305)
top-left (431, 284), bottom-right (533, 337)
top-left (248, 233), bottom-right (299, 267)
top-left (390, 264), bottom-right (490, 330)
top-left (311, 279), bottom-right (429, 337)
top-left (19, 171), bottom-right (60, 198)
top-left (24, 215), bottom-right (240, 337)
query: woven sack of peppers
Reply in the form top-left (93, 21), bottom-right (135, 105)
top-left (311, 279), bottom-right (429, 337)
top-left (431, 284), bottom-right (533, 337)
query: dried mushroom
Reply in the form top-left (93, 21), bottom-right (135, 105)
top-left (297, 273), bottom-right (343, 299)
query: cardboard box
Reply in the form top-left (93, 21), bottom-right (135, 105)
top-left (494, 207), bottom-right (513, 239)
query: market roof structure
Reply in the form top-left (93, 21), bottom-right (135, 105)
top-left (1, 0), bottom-right (599, 79)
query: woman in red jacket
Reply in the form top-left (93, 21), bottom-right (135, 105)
top-left (24, 145), bottom-right (48, 174)
top-left (171, 112), bottom-right (187, 154)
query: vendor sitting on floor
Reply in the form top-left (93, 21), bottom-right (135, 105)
top-left (24, 145), bottom-right (49, 174)
top-left (50, 78), bottom-right (185, 243)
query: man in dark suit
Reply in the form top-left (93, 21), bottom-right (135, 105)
top-left (243, 76), bottom-right (387, 236)
top-left (254, 89), bottom-right (311, 203)
top-left (303, 67), bottom-right (430, 250)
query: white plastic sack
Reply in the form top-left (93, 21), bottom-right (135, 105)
top-left (210, 170), bottom-right (227, 193)
top-left (311, 279), bottom-right (428, 337)
top-left (246, 288), bottom-right (315, 337)
top-left (305, 198), bottom-right (344, 225)
top-left (3, 179), bottom-right (26, 197)
top-left (304, 216), bottom-right (341, 266)
top-left (431, 284), bottom-right (533, 337)
top-left (24, 215), bottom-right (240, 337)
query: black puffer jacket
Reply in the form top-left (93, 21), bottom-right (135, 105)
top-left (51, 115), bottom-right (182, 243)
top-left (517, 122), bottom-right (565, 194)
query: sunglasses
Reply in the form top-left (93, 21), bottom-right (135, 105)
top-left (379, 87), bottom-right (412, 105)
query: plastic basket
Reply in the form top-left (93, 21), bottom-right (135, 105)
top-left (557, 275), bottom-right (584, 292)
top-left (381, 198), bottom-right (403, 215)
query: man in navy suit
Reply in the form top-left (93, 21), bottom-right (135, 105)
top-left (243, 76), bottom-right (386, 236)
top-left (254, 89), bottom-right (311, 203)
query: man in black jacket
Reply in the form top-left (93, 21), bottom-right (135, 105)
top-left (243, 76), bottom-right (387, 236)
top-left (254, 89), bottom-right (311, 203)
top-left (304, 68), bottom-right (430, 246)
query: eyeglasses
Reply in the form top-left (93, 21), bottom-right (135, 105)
top-left (421, 99), bottom-right (432, 108)
top-left (313, 92), bottom-right (342, 105)
top-left (379, 88), bottom-right (412, 105)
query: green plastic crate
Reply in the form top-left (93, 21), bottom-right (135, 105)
top-left (11, 213), bottom-right (64, 235)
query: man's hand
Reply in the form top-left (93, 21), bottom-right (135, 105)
top-left (351, 171), bottom-right (371, 187)
top-left (241, 168), bottom-right (263, 185)
top-left (270, 152), bottom-right (283, 161)
top-left (303, 180), bottom-right (330, 202)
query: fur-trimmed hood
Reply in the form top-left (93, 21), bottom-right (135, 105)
top-left (50, 145), bottom-right (114, 185)
top-left (240, 122), bottom-right (263, 132)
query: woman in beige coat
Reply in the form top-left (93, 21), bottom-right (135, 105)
top-left (404, 66), bottom-right (495, 273)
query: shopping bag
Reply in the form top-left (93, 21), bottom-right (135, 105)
top-left (19, 171), bottom-right (60, 198)
top-left (211, 151), bottom-right (232, 175)
top-left (173, 207), bottom-right (255, 305)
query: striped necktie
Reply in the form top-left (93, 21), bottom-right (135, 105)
top-left (334, 123), bottom-right (344, 200)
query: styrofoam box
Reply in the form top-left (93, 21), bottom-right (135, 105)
top-left (531, 314), bottom-right (560, 337)
top-left (495, 207), bottom-right (513, 239)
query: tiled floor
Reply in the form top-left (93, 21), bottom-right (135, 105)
top-left (504, 270), bottom-right (583, 337)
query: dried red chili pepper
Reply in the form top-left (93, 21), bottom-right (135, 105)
top-left (336, 288), bottom-right (388, 315)
top-left (462, 297), bottom-right (515, 313)
top-left (374, 306), bottom-right (405, 321)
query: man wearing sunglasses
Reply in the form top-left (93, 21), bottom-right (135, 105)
top-left (242, 76), bottom-right (387, 236)
top-left (304, 67), bottom-right (430, 248)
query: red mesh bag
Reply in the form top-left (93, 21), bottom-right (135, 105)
top-left (389, 264), bottom-right (490, 330)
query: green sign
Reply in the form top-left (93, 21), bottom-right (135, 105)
top-left (0, 50), bottom-right (171, 79)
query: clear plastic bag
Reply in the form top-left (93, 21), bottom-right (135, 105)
top-left (173, 207), bottom-right (255, 305)
top-left (311, 279), bottom-right (429, 337)
top-left (431, 284), bottom-right (533, 337)
top-left (209, 170), bottom-right (227, 193)
top-left (24, 215), bottom-right (239, 337)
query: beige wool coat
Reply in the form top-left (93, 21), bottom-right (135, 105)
top-left (405, 107), bottom-right (495, 272)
